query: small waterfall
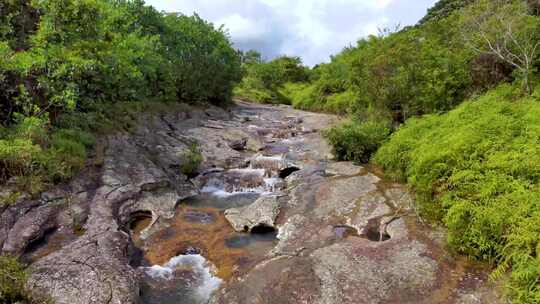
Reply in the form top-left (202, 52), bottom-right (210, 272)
top-left (141, 254), bottom-right (222, 303)
top-left (199, 155), bottom-right (291, 197)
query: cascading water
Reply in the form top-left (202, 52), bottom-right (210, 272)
top-left (199, 154), bottom-right (291, 197)
top-left (133, 109), bottom-right (304, 303)
top-left (135, 153), bottom-right (295, 303)
top-left (140, 254), bottom-right (222, 304)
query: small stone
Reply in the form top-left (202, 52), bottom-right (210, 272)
top-left (228, 138), bottom-right (248, 151)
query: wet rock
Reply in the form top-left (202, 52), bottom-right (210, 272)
top-left (228, 138), bottom-right (247, 151)
top-left (224, 195), bottom-right (280, 232)
top-left (271, 215), bottom-right (335, 257)
top-left (198, 168), bottom-right (267, 194)
top-left (118, 190), bottom-right (180, 239)
top-left (313, 174), bottom-right (380, 220)
top-left (262, 144), bottom-right (289, 155)
top-left (183, 210), bottom-right (215, 224)
top-left (0, 200), bottom-right (40, 250)
top-left (249, 154), bottom-right (288, 176)
top-left (205, 107), bottom-right (232, 120)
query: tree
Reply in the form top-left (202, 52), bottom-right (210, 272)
top-left (241, 50), bottom-right (262, 65)
top-left (461, 0), bottom-right (540, 93)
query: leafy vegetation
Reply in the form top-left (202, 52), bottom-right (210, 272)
top-left (0, 255), bottom-right (50, 303)
top-left (324, 119), bottom-right (391, 163)
top-left (180, 143), bottom-right (203, 178)
top-left (235, 0), bottom-right (540, 301)
top-left (0, 0), bottom-right (242, 195)
top-left (234, 52), bottom-right (311, 104)
top-left (374, 85), bottom-right (540, 302)
top-left (461, 0), bottom-right (540, 93)
top-left (1, 0), bottom-right (539, 302)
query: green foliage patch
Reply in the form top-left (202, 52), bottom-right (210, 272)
top-left (235, 53), bottom-right (311, 104)
top-left (0, 255), bottom-right (51, 303)
top-left (374, 85), bottom-right (540, 301)
top-left (324, 116), bottom-right (392, 163)
top-left (0, 0), bottom-right (241, 195)
top-left (180, 143), bottom-right (203, 178)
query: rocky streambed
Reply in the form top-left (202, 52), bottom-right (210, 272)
top-left (0, 101), bottom-right (500, 303)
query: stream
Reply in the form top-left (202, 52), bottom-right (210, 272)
top-left (129, 105), bottom-right (307, 303)
top-left (17, 101), bottom-right (499, 304)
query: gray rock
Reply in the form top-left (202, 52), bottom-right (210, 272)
top-left (311, 240), bottom-right (438, 304)
top-left (224, 195), bottom-right (280, 232)
top-left (2, 203), bottom-right (58, 255)
top-left (228, 138), bottom-right (247, 151)
top-left (325, 161), bottom-right (366, 176)
top-left (28, 231), bottom-right (138, 304)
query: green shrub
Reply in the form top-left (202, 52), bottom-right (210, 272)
top-left (0, 138), bottom-right (42, 182)
top-left (0, 255), bottom-right (52, 303)
top-left (324, 118), bottom-right (391, 163)
top-left (1, 0), bottom-right (242, 197)
top-left (0, 117), bottom-right (95, 194)
top-left (0, 255), bottom-right (28, 303)
top-left (374, 86), bottom-right (540, 301)
top-left (279, 82), bottom-right (317, 109)
top-left (180, 143), bottom-right (203, 178)
top-left (323, 90), bottom-right (358, 114)
top-left (234, 55), bottom-right (310, 105)
top-left (234, 85), bottom-right (276, 104)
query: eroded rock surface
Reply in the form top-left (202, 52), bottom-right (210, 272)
top-left (1, 101), bottom-right (500, 304)
top-left (224, 195), bottom-right (280, 232)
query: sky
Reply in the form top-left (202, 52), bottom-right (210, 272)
top-left (145, 0), bottom-right (438, 66)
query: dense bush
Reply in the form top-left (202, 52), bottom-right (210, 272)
top-left (0, 116), bottom-right (94, 197)
top-left (235, 53), bottom-right (310, 104)
top-left (374, 85), bottom-right (540, 301)
top-left (0, 0), bottom-right (242, 194)
top-left (324, 116), bottom-right (392, 163)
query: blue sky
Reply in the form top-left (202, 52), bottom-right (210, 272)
top-left (145, 0), bottom-right (438, 66)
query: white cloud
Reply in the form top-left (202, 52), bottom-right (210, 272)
top-left (145, 0), bottom-right (438, 66)
top-left (215, 14), bottom-right (264, 40)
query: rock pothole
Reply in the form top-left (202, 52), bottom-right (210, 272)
top-left (128, 211), bottom-right (153, 235)
top-left (23, 226), bottom-right (58, 256)
top-left (250, 224), bottom-right (277, 234)
top-left (362, 218), bottom-right (391, 242)
top-left (279, 166), bottom-right (300, 179)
